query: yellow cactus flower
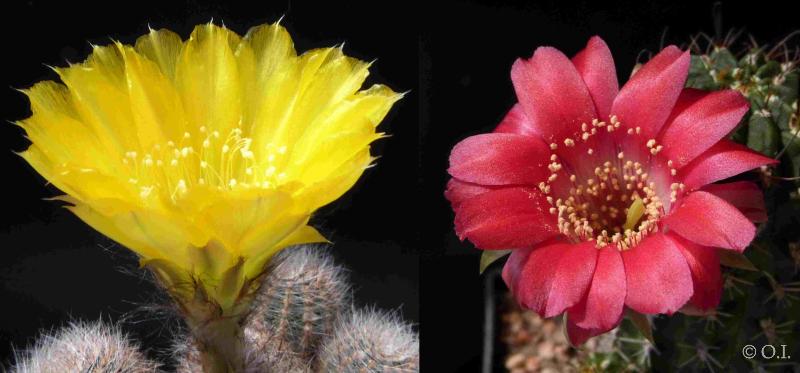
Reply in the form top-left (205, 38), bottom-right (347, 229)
top-left (18, 22), bottom-right (401, 317)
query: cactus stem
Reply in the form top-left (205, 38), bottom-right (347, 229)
top-left (171, 276), bottom-right (254, 373)
top-left (191, 316), bottom-right (245, 373)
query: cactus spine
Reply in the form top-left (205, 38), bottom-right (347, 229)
top-left (11, 321), bottom-right (160, 373)
top-left (317, 309), bottom-right (420, 372)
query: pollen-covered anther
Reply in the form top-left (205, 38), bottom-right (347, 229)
top-left (543, 119), bottom-right (666, 250)
top-left (119, 127), bottom-right (291, 200)
top-left (669, 182), bottom-right (686, 202)
top-left (646, 138), bottom-right (664, 155)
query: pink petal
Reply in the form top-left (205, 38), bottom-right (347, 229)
top-left (568, 246), bottom-right (626, 331)
top-left (454, 187), bottom-right (559, 250)
top-left (444, 178), bottom-right (497, 209)
top-left (511, 47), bottom-right (597, 145)
top-left (501, 242), bottom-right (581, 316)
top-left (622, 233), bottom-right (693, 314)
top-left (611, 46), bottom-right (690, 139)
top-left (566, 314), bottom-right (620, 346)
top-left (662, 88), bottom-right (707, 126)
top-left (448, 133), bottom-right (551, 186)
top-left (701, 181), bottom-right (768, 222)
top-left (502, 246), bottom-right (533, 296)
top-left (663, 190), bottom-right (755, 252)
top-left (572, 36), bottom-right (619, 120)
top-left (503, 240), bottom-right (598, 318)
top-left (659, 90), bottom-right (750, 168)
top-left (670, 233), bottom-right (722, 311)
top-left (494, 103), bottom-right (541, 137)
top-left (680, 140), bottom-right (777, 190)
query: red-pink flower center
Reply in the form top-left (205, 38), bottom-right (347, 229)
top-left (538, 116), bottom-right (685, 250)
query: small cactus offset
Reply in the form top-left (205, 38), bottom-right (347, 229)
top-left (317, 309), bottom-right (420, 373)
top-left (248, 244), bottom-right (351, 360)
top-left (11, 321), bottom-right (160, 373)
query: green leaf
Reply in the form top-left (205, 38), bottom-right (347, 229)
top-left (718, 249), bottom-right (758, 271)
top-left (479, 249), bottom-right (511, 274)
top-left (626, 310), bottom-right (655, 345)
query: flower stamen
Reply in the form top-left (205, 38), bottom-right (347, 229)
top-left (120, 127), bottom-right (291, 202)
top-left (543, 117), bottom-right (682, 250)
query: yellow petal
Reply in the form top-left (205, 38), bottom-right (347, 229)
top-left (243, 224), bottom-right (328, 278)
top-left (67, 203), bottom-right (164, 260)
top-left (290, 48), bottom-right (372, 128)
top-left (176, 23), bottom-right (241, 138)
top-left (18, 145), bottom-right (79, 197)
top-left (195, 188), bottom-right (296, 255)
top-left (290, 84), bottom-right (401, 187)
top-left (55, 46), bottom-right (139, 154)
top-left (20, 82), bottom-right (117, 170)
top-left (294, 149), bottom-right (373, 209)
top-left (240, 22), bottom-right (297, 131)
top-left (243, 22), bottom-right (296, 75)
top-left (55, 169), bottom-right (139, 213)
top-left (69, 202), bottom-right (208, 267)
top-left (237, 211), bottom-right (309, 258)
top-left (247, 47), bottom-right (334, 157)
top-left (134, 28), bottom-right (184, 80)
top-left (119, 44), bottom-right (188, 149)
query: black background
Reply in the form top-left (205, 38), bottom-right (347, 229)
top-left (0, 0), bottom-right (798, 371)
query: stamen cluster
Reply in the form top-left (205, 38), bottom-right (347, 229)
top-left (538, 116), bottom-right (685, 250)
top-left (121, 126), bottom-right (289, 202)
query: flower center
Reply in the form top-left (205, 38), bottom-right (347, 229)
top-left (539, 116), bottom-right (685, 250)
top-left (120, 126), bottom-right (289, 201)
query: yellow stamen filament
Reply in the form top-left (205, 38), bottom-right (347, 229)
top-left (120, 126), bottom-right (290, 202)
